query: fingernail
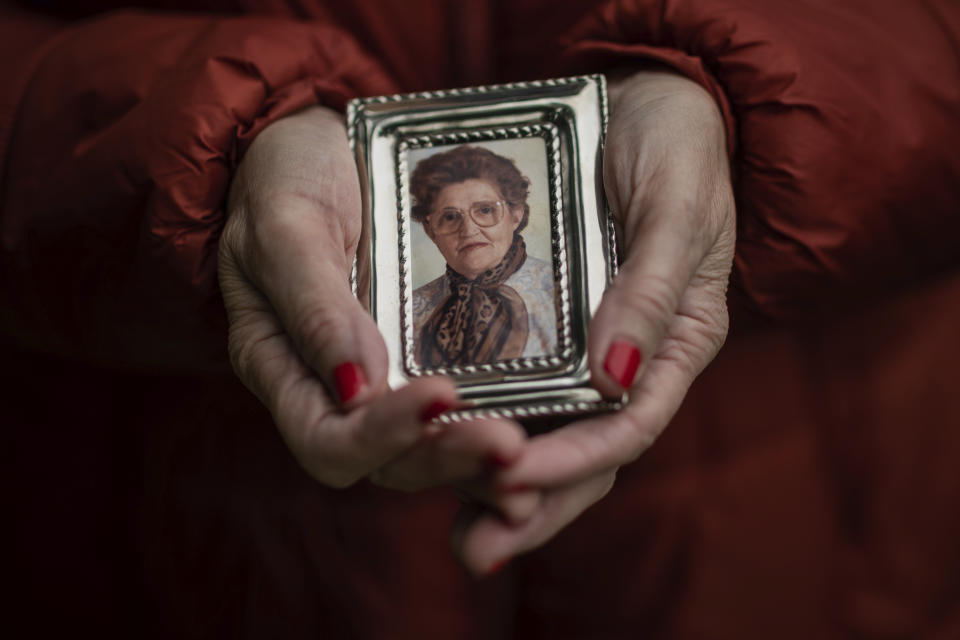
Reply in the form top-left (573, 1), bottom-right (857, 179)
top-left (603, 340), bottom-right (642, 389)
top-left (333, 362), bottom-right (367, 404)
top-left (485, 558), bottom-right (510, 576)
top-left (486, 452), bottom-right (515, 468)
top-left (420, 399), bottom-right (454, 422)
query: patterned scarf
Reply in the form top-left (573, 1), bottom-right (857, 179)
top-left (418, 234), bottom-right (530, 367)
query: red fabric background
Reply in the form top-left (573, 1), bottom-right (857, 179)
top-left (3, 1), bottom-right (959, 637)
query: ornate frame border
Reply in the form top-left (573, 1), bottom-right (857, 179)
top-left (348, 75), bottom-right (621, 423)
top-left (396, 124), bottom-right (573, 378)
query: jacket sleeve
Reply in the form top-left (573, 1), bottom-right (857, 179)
top-left (551, 0), bottom-right (960, 324)
top-left (0, 5), bottom-right (398, 370)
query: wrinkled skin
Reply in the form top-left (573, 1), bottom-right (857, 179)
top-left (218, 69), bottom-right (735, 575)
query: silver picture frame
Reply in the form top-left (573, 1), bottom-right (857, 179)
top-left (347, 75), bottom-right (621, 423)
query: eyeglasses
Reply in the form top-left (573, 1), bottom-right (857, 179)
top-left (427, 200), bottom-right (505, 235)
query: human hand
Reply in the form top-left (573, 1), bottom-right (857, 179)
top-left (218, 106), bottom-right (535, 508)
top-left (452, 70), bottom-right (736, 574)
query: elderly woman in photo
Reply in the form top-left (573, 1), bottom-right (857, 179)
top-left (410, 145), bottom-right (558, 367)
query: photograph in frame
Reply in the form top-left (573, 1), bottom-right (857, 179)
top-left (404, 133), bottom-right (565, 373)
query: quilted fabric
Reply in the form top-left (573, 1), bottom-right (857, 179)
top-left (3, 1), bottom-right (959, 637)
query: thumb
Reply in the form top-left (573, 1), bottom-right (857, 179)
top-left (224, 107), bottom-right (387, 407)
top-left (233, 199), bottom-right (387, 409)
top-left (588, 184), bottom-right (708, 398)
top-left (594, 67), bottom-right (734, 398)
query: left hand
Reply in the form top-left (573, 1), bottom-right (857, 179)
top-left (219, 106), bottom-right (535, 516)
top-left (452, 69), bottom-right (736, 574)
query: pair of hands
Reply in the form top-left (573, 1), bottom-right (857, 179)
top-left (218, 69), bottom-right (735, 575)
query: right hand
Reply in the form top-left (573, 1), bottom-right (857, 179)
top-left (451, 69), bottom-right (736, 574)
top-left (218, 106), bottom-right (536, 517)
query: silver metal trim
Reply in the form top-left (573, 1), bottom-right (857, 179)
top-left (348, 75), bottom-right (621, 422)
top-left (396, 124), bottom-right (573, 378)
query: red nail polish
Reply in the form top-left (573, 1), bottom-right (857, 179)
top-left (603, 340), bottom-right (641, 389)
top-left (333, 362), bottom-right (366, 404)
top-left (485, 558), bottom-right (509, 576)
top-left (486, 452), bottom-right (514, 468)
top-left (420, 399), bottom-right (454, 422)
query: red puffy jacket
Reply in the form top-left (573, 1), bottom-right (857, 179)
top-left (3, 1), bottom-right (959, 638)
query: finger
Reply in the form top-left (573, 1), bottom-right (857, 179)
top-left (452, 471), bottom-right (617, 576)
top-left (284, 375), bottom-right (464, 488)
top-left (588, 187), bottom-right (707, 398)
top-left (594, 93), bottom-right (730, 399)
top-left (255, 221), bottom-right (386, 409)
top-left (330, 378), bottom-right (466, 479)
top-left (226, 107), bottom-right (387, 408)
top-left (456, 478), bottom-right (542, 525)
top-left (494, 301), bottom-right (726, 489)
top-left (222, 277), bottom-right (460, 486)
top-left (370, 416), bottom-right (529, 492)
